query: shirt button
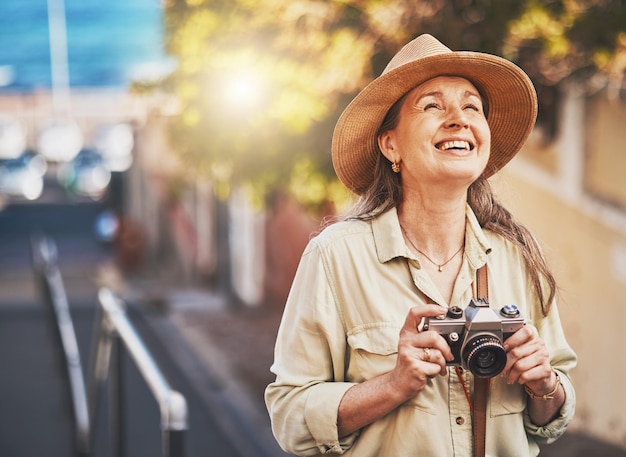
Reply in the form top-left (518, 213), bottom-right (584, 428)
top-left (456, 417), bottom-right (465, 425)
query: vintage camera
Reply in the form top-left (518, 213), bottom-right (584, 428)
top-left (423, 298), bottom-right (525, 378)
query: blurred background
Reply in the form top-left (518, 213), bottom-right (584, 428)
top-left (0, 0), bottom-right (625, 456)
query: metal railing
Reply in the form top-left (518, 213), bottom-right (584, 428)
top-left (90, 288), bottom-right (188, 457)
top-left (32, 235), bottom-right (188, 457)
top-left (32, 234), bottom-right (91, 455)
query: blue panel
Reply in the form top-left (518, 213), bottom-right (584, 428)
top-left (0, 0), bottom-right (170, 90)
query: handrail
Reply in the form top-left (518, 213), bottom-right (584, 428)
top-left (94, 288), bottom-right (189, 432)
top-left (89, 288), bottom-right (188, 457)
top-left (33, 234), bottom-right (188, 457)
top-left (31, 234), bottom-right (91, 455)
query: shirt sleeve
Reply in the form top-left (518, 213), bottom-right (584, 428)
top-left (523, 297), bottom-right (577, 443)
top-left (265, 240), bottom-right (359, 455)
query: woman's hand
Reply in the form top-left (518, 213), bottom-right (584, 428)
top-left (502, 324), bottom-right (553, 391)
top-left (502, 324), bottom-right (565, 426)
top-left (337, 304), bottom-right (454, 438)
top-left (389, 305), bottom-right (455, 399)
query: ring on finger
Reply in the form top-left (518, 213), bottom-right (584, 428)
top-left (422, 347), bottom-right (431, 362)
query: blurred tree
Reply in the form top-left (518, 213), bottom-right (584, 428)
top-left (158, 0), bottom-right (625, 209)
top-left (504, 0), bottom-right (626, 138)
top-left (505, 0), bottom-right (626, 89)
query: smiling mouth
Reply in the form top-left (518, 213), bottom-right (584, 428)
top-left (435, 140), bottom-right (474, 151)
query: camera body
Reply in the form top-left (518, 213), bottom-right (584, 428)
top-left (423, 298), bottom-right (525, 378)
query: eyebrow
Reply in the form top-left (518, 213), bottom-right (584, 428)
top-left (418, 91), bottom-right (443, 100)
top-left (418, 90), bottom-right (481, 101)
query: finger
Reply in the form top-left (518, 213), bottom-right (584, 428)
top-left (407, 331), bottom-right (455, 362)
top-left (416, 355), bottom-right (447, 379)
top-left (420, 347), bottom-right (449, 376)
top-left (502, 325), bottom-right (537, 376)
top-left (396, 347), bottom-right (444, 386)
top-left (403, 305), bottom-right (447, 334)
top-left (508, 359), bottom-right (552, 386)
top-left (429, 335), bottom-right (455, 363)
top-left (504, 344), bottom-right (550, 384)
top-left (516, 363), bottom-right (552, 386)
top-left (503, 324), bottom-right (536, 352)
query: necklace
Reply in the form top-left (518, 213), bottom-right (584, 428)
top-left (401, 225), bottom-right (464, 272)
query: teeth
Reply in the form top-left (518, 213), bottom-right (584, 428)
top-left (438, 141), bottom-right (471, 151)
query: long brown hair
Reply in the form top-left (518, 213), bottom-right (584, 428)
top-left (342, 91), bottom-right (556, 316)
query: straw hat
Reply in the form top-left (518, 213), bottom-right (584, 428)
top-left (331, 34), bottom-right (537, 194)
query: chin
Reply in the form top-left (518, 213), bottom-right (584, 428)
top-left (445, 167), bottom-right (485, 185)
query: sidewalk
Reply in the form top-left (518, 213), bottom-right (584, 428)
top-left (99, 265), bottom-right (626, 457)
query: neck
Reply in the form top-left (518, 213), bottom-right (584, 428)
top-left (397, 192), bottom-right (467, 256)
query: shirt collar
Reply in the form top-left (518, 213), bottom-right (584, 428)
top-left (371, 204), bottom-right (492, 267)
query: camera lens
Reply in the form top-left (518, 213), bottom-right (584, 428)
top-left (462, 335), bottom-right (507, 378)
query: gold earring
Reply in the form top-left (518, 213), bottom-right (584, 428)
top-left (391, 161), bottom-right (400, 173)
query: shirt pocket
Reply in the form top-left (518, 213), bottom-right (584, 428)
top-left (346, 324), bottom-right (438, 415)
top-left (346, 324), bottom-right (399, 383)
top-left (489, 376), bottom-right (527, 417)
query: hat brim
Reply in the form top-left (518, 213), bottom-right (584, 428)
top-left (332, 51), bottom-right (538, 194)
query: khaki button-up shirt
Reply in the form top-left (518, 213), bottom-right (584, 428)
top-left (265, 206), bottom-right (576, 456)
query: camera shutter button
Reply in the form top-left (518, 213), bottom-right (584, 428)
top-left (500, 304), bottom-right (520, 318)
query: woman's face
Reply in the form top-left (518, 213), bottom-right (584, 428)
top-left (378, 76), bottom-right (491, 193)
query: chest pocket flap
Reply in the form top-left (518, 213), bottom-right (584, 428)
top-left (347, 323), bottom-right (400, 355)
top-left (346, 324), bottom-right (399, 382)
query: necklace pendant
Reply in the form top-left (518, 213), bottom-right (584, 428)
top-left (438, 265), bottom-right (443, 272)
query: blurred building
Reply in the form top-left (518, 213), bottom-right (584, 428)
top-left (493, 85), bottom-right (626, 448)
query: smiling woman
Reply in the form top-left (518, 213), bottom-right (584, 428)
top-left (265, 34), bottom-right (577, 457)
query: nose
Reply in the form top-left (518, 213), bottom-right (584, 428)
top-left (445, 105), bottom-right (469, 129)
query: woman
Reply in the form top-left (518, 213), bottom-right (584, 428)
top-left (265, 34), bottom-right (576, 457)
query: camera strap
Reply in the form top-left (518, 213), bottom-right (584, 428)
top-left (423, 264), bottom-right (490, 456)
top-left (473, 264), bottom-right (489, 457)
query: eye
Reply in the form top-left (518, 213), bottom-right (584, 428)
top-left (463, 103), bottom-right (481, 112)
top-left (424, 103), bottom-right (441, 111)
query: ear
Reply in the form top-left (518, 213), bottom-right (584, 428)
top-left (377, 130), bottom-right (400, 164)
